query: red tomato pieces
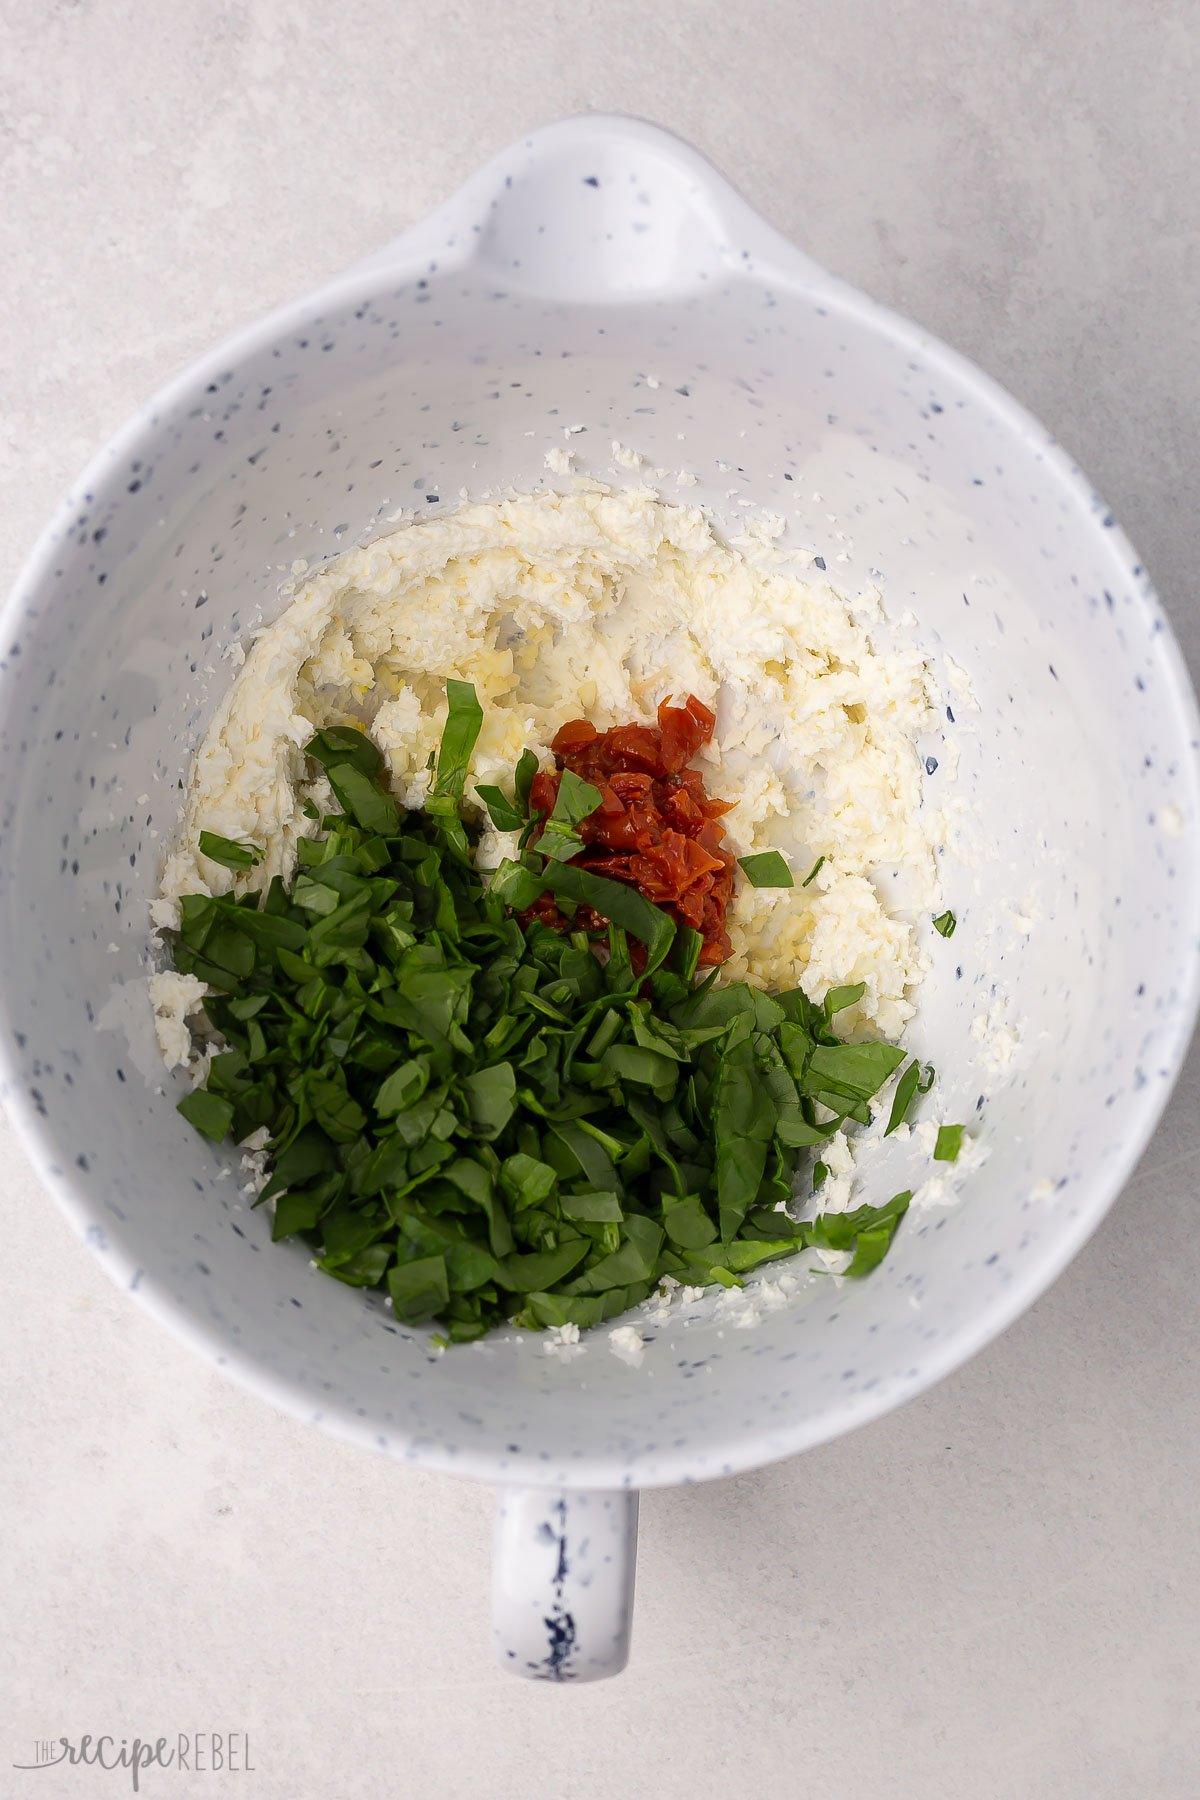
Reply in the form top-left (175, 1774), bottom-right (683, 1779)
top-left (528, 695), bottom-right (734, 966)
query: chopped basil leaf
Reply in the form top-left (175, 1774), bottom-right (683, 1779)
top-left (738, 850), bottom-right (794, 888)
top-left (808, 1190), bottom-right (911, 1274)
top-left (807, 1039), bottom-right (906, 1103)
top-left (542, 863), bottom-right (676, 973)
top-left (271, 1187), bottom-right (330, 1240)
top-left (496, 1238), bottom-right (590, 1292)
top-left (823, 981), bottom-right (866, 1020)
top-left (325, 763), bottom-right (400, 836)
top-left (513, 748), bottom-right (539, 817)
top-left (304, 726), bottom-right (384, 777)
top-left (425, 680), bottom-right (484, 860)
top-left (474, 785), bottom-right (526, 832)
top-left (325, 1243), bottom-right (392, 1288)
top-left (375, 1058), bottom-right (430, 1116)
top-left (499, 1151), bottom-right (557, 1211)
top-left (516, 811), bottom-right (545, 853)
top-left (388, 1255), bottom-right (449, 1324)
top-left (670, 925), bottom-right (703, 984)
top-left (198, 831), bottom-right (263, 871)
top-left (537, 768), bottom-right (603, 864)
top-left (461, 1062), bottom-right (518, 1138)
top-left (933, 1124), bottom-right (965, 1162)
top-left (177, 1089), bottom-right (234, 1140)
top-left (561, 1189), bottom-right (624, 1224)
top-left (436, 680), bottom-right (484, 796)
top-left (488, 857), bottom-right (546, 911)
top-left (841, 1215), bottom-right (907, 1277)
top-left (885, 1060), bottom-right (921, 1135)
top-left (801, 855), bottom-right (825, 887)
top-left (932, 910), bottom-right (957, 939)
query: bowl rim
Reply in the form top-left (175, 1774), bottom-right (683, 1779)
top-left (2, 112), bottom-right (1198, 1490)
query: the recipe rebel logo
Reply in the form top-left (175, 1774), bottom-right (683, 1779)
top-left (12, 1733), bottom-right (255, 1790)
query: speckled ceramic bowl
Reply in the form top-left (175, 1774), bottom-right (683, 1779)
top-left (2, 116), bottom-right (1198, 1682)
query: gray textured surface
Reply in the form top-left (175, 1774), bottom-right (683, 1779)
top-left (2, 3), bottom-right (1198, 1795)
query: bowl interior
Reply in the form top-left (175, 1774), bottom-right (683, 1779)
top-left (2, 129), bottom-right (1196, 1487)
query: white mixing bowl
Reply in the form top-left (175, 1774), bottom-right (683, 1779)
top-left (2, 115), bottom-right (1197, 1681)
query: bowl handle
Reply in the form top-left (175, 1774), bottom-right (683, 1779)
top-left (492, 1486), bottom-right (639, 1681)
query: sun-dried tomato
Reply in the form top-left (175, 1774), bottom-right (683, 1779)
top-left (522, 694), bottom-right (734, 966)
top-left (548, 718), bottom-right (600, 757)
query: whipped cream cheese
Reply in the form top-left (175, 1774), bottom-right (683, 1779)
top-left (156, 485), bottom-right (941, 1038)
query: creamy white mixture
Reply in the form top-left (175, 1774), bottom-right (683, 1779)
top-left (154, 484), bottom-right (940, 1049)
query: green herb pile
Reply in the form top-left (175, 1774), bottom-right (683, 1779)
top-left (171, 686), bottom-right (932, 1344)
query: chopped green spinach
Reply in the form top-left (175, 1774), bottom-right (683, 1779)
top-left (171, 691), bottom-right (921, 1342)
top-left (198, 831), bottom-right (263, 871)
top-left (934, 1123), bottom-right (965, 1162)
top-left (738, 850), bottom-right (794, 888)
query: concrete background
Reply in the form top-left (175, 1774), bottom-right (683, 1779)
top-left (2, 2), bottom-right (1198, 1795)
